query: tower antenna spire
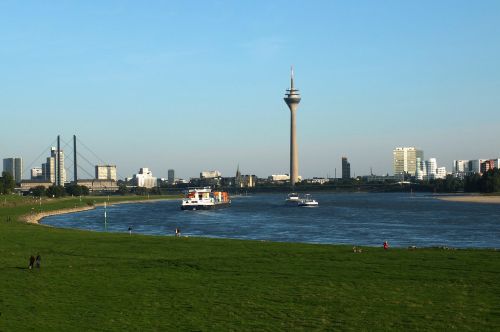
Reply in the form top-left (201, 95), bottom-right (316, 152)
top-left (290, 65), bottom-right (294, 90)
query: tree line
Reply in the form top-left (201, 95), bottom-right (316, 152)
top-left (425, 168), bottom-right (500, 193)
top-left (30, 184), bottom-right (91, 198)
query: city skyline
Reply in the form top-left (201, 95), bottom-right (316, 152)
top-left (1, 1), bottom-right (500, 179)
top-left (5, 140), bottom-right (499, 183)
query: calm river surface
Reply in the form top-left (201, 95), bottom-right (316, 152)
top-left (41, 193), bottom-right (500, 248)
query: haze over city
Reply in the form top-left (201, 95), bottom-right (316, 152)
top-left (1, 1), bottom-right (499, 179)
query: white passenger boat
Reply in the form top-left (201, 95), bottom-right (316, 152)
top-left (181, 187), bottom-right (231, 210)
top-left (285, 193), bottom-right (301, 205)
top-left (297, 194), bottom-right (319, 207)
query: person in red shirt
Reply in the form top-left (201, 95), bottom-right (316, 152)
top-left (383, 241), bottom-right (389, 250)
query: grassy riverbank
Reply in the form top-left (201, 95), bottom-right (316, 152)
top-left (1, 195), bottom-right (499, 330)
top-left (0, 195), bottom-right (179, 222)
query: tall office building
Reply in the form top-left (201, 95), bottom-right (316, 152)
top-left (42, 156), bottom-right (55, 183)
top-left (168, 169), bottom-right (175, 185)
top-left (42, 147), bottom-right (66, 184)
top-left (469, 159), bottom-right (486, 174)
top-left (393, 147), bottom-right (423, 176)
top-left (453, 160), bottom-right (470, 173)
top-left (3, 157), bottom-right (23, 184)
top-left (341, 157), bottom-right (351, 179)
top-left (95, 165), bottom-right (117, 181)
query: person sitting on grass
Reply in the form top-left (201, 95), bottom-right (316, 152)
top-left (35, 254), bottom-right (41, 268)
top-left (29, 255), bottom-right (35, 270)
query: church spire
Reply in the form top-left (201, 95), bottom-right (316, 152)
top-left (236, 164), bottom-right (241, 178)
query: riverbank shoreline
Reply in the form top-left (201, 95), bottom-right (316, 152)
top-left (436, 195), bottom-right (500, 204)
top-left (21, 198), bottom-right (176, 225)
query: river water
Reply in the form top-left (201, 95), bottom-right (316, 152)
top-left (41, 193), bottom-right (500, 248)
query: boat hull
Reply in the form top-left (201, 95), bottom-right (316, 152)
top-left (298, 203), bottom-right (318, 207)
top-left (181, 202), bottom-right (231, 211)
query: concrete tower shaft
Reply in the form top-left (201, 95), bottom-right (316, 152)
top-left (284, 67), bottom-right (301, 187)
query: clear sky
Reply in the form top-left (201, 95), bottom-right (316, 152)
top-left (1, 1), bottom-right (499, 180)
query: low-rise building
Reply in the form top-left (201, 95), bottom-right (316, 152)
top-left (19, 180), bottom-right (53, 192)
top-left (361, 175), bottom-right (398, 182)
top-left (481, 159), bottom-right (500, 173)
top-left (95, 165), bottom-right (117, 181)
top-left (200, 170), bottom-right (221, 179)
top-left (268, 174), bottom-right (302, 183)
top-left (77, 179), bottom-right (119, 193)
top-left (304, 177), bottom-right (329, 185)
top-left (269, 174), bottom-right (290, 182)
top-left (31, 167), bottom-right (43, 180)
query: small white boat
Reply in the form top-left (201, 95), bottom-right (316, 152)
top-left (285, 193), bottom-right (301, 205)
top-left (297, 194), bottom-right (319, 207)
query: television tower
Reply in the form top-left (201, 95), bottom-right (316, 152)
top-left (284, 66), bottom-right (301, 187)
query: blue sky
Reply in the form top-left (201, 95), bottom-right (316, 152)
top-left (1, 1), bottom-right (499, 179)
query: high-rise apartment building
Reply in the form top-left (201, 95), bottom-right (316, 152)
top-left (95, 165), bottom-right (117, 181)
top-left (453, 160), bottom-right (470, 173)
top-left (42, 156), bottom-right (55, 183)
top-left (341, 157), bottom-right (351, 179)
top-left (3, 157), bottom-right (23, 183)
top-left (393, 147), bottom-right (423, 176)
top-left (168, 169), bottom-right (175, 185)
top-left (469, 159), bottom-right (486, 174)
top-left (41, 147), bottom-right (66, 184)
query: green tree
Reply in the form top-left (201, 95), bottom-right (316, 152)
top-left (46, 185), bottom-right (66, 198)
top-left (464, 173), bottom-right (481, 192)
top-left (480, 168), bottom-right (500, 193)
top-left (434, 175), bottom-right (463, 193)
top-left (134, 187), bottom-right (148, 196)
top-left (1, 171), bottom-right (15, 194)
top-left (81, 185), bottom-right (90, 196)
top-left (65, 184), bottom-right (89, 196)
top-left (117, 183), bottom-right (129, 195)
top-left (149, 187), bottom-right (161, 195)
top-left (31, 186), bottom-right (47, 197)
top-left (464, 169), bottom-right (500, 193)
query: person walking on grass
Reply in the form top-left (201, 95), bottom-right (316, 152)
top-left (383, 241), bottom-right (389, 250)
top-left (29, 255), bottom-right (35, 270)
top-left (35, 254), bottom-right (41, 268)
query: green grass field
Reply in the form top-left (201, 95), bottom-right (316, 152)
top-left (0, 194), bottom-right (499, 330)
